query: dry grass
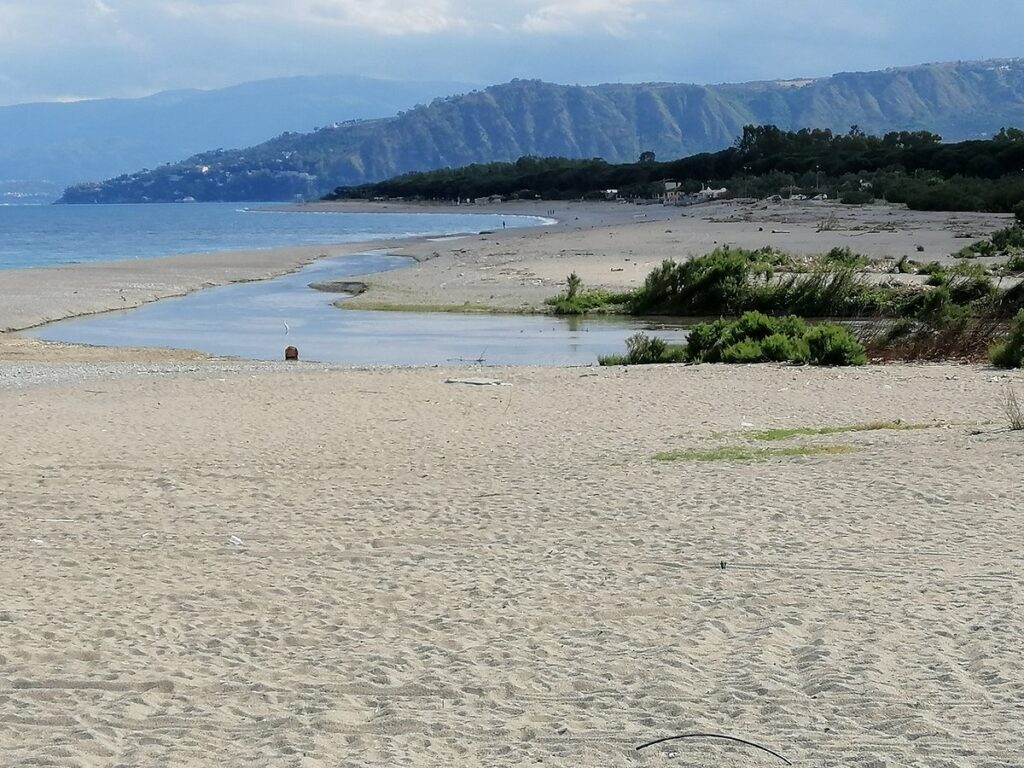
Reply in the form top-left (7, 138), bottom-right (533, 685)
top-left (1004, 386), bottom-right (1024, 430)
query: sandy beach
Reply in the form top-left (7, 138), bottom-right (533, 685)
top-left (2, 200), bottom-right (1023, 766)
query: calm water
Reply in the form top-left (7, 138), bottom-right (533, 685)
top-left (12, 203), bottom-right (685, 365)
top-left (32, 251), bottom-right (688, 366)
top-left (0, 203), bottom-right (546, 270)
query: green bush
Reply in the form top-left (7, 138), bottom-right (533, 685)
top-left (991, 225), bottom-right (1024, 251)
top-left (625, 332), bottom-right (668, 364)
top-left (822, 247), bottom-right (872, 268)
top-left (565, 271), bottom-right (582, 300)
top-left (953, 239), bottom-right (996, 259)
top-left (597, 332), bottom-right (688, 366)
top-left (721, 339), bottom-right (766, 363)
top-left (990, 310), bottom-right (1024, 368)
top-left (804, 325), bottom-right (868, 366)
top-left (762, 333), bottom-right (807, 362)
top-left (548, 289), bottom-right (636, 315)
top-left (946, 263), bottom-right (996, 304)
top-left (684, 312), bottom-right (863, 366)
top-left (839, 189), bottom-right (875, 205)
top-left (1004, 253), bottom-right (1024, 274)
top-left (632, 249), bottom-right (754, 315)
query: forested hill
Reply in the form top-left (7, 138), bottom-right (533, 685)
top-left (58, 59), bottom-right (1024, 204)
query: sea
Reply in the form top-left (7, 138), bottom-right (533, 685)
top-left (0, 202), bottom-right (540, 271)
top-left (5, 203), bottom-right (688, 365)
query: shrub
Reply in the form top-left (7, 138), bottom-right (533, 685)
top-left (895, 255), bottom-right (914, 274)
top-left (565, 271), bottom-right (582, 300)
top-left (684, 312), bottom-right (863, 366)
top-left (804, 325), bottom-right (868, 366)
top-left (991, 225), bottom-right (1024, 251)
top-left (916, 261), bottom-right (945, 276)
top-left (990, 310), bottom-right (1024, 368)
top-left (840, 189), bottom-right (874, 205)
top-left (762, 333), bottom-right (805, 362)
top-left (632, 249), bottom-right (754, 315)
top-left (822, 247), bottom-right (871, 268)
top-left (946, 265), bottom-right (995, 304)
top-left (1004, 253), bottom-right (1024, 274)
top-left (548, 288), bottom-right (636, 315)
top-left (721, 339), bottom-right (766, 363)
top-left (625, 332), bottom-right (667, 364)
top-left (726, 310), bottom-right (778, 342)
top-left (596, 332), bottom-right (688, 366)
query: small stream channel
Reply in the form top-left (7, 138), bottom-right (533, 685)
top-left (30, 251), bottom-right (689, 366)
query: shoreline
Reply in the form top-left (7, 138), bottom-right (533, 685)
top-left (1, 198), bottom-right (1014, 362)
top-left (0, 202), bottom-right (570, 361)
top-left (2, 200), bottom-right (1023, 765)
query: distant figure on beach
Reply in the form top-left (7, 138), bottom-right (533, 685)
top-left (502, 220), bottom-right (506, 229)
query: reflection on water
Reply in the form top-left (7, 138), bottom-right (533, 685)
top-left (31, 252), bottom-right (689, 366)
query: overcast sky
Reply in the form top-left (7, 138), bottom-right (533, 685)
top-left (1, 0), bottom-right (1021, 105)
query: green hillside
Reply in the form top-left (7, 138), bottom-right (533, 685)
top-left (58, 59), bottom-right (1024, 204)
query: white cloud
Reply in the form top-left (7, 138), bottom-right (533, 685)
top-left (520, 0), bottom-right (662, 35)
top-left (1, 0), bottom-right (1023, 104)
top-left (159, 0), bottom-right (470, 35)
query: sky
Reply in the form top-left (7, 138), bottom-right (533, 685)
top-left (0, 0), bottom-right (1022, 106)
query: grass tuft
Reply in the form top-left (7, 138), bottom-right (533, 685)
top-left (748, 421), bottom-right (929, 441)
top-left (1004, 386), bottom-right (1024, 431)
top-left (654, 445), bottom-right (858, 462)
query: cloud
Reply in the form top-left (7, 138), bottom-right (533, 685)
top-left (1, 0), bottom-right (1023, 105)
top-left (520, 0), bottom-right (662, 35)
top-left (159, 0), bottom-right (470, 35)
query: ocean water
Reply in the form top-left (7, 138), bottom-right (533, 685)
top-left (0, 203), bottom-right (546, 270)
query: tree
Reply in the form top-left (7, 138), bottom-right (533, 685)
top-left (639, 151), bottom-right (656, 164)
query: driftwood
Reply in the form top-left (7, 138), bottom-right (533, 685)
top-left (635, 732), bottom-right (792, 765)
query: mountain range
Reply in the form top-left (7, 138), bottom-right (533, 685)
top-left (0, 75), bottom-right (475, 204)
top-left (55, 58), bottom-right (1024, 204)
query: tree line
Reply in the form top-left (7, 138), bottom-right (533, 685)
top-left (325, 125), bottom-right (1024, 213)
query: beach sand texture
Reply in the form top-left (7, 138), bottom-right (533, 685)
top-left (338, 201), bottom-right (1013, 312)
top-left (2, 362), bottom-right (1022, 767)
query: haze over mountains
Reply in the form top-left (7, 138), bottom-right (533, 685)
top-left (0, 75), bottom-right (476, 204)
top-left (45, 58), bottom-right (1024, 204)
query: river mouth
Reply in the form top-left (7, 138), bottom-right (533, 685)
top-left (29, 251), bottom-right (689, 366)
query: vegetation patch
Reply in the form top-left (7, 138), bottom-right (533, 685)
top-left (654, 445), bottom-right (858, 462)
top-left (1004, 386), bottom-right (1024, 431)
top-left (597, 332), bottom-right (686, 366)
top-left (687, 311), bottom-right (866, 366)
top-left (337, 300), bottom-right (534, 314)
top-left (990, 310), bottom-right (1024, 368)
top-left (546, 272), bottom-right (637, 315)
top-left (748, 421), bottom-right (928, 441)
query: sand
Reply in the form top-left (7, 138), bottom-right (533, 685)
top-left (1, 200), bottom-right (1023, 766)
top-left (2, 362), bottom-right (1022, 767)
top-left (336, 199), bottom-right (1013, 312)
